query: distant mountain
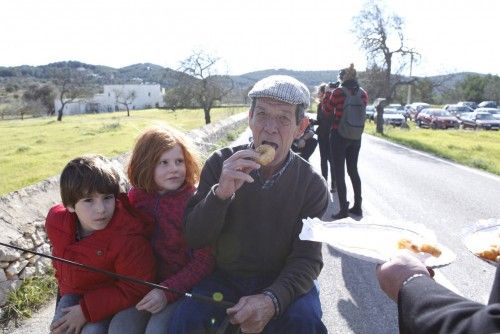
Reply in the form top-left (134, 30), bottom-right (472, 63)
top-left (231, 69), bottom-right (340, 90)
top-left (0, 61), bottom-right (488, 104)
top-left (0, 61), bottom-right (187, 89)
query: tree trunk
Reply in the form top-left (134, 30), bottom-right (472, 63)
top-left (376, 105), bottom-right (384, 134)
top-left (57, 106), bottom-right (64, 121)
top-left (126, 105), bottom-right (130, 117)
top-left (204, 108), bottom-right (211, 124)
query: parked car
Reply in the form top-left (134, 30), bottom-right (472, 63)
top-left (475, 107), bottom-right (500, 119)
top-left (374, 108), bottom-right (405, 126)
top-left (457, 101), bottom-right (478, 110)
top-left (416, 108), bottom-right (460, 129)
top-left (444, 104), bottom-right (473, 117)
top-left (365, 105), bottom-right (375, 120)
top-left (460, 111), bottom-right (500, 130)
top-left (407, 102), bottom-right (431, 121)
top-left (388, 103), bottom-right (404, 111)
top-left (478, 101), bottom-right (497, 108)
top-left (455, 111), bottom-right (474, 121)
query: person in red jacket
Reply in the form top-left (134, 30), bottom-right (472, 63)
top-left (127, 126), bottom-right (214, 333)
top-left (46, 155), bottom-right (156, 334)
top-left (322, 64), bottom-right (368, 219)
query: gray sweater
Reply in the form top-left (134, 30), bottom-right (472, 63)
top-left (184, 144), bottom-right (329, 312)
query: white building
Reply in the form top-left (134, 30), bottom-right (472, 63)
top-left (54, 84), bottom-right (165, 115)
top-left (53, 99), bottom-right (89, 115)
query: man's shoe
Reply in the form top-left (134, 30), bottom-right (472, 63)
top-left (348, 206), bottom-right (363, 216)
top-left (331, 210), bottom-right (348, 220)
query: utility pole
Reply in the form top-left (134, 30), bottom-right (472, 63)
top-left (406, 52), bottom-right (414, 105)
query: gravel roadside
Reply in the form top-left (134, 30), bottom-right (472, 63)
top-left (2, 297), bottom-right (55, 334)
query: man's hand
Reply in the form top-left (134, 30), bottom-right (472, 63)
top-left (50, 304), bottom-right (86, 334)
top-left (136, 288), bottom-right (167, 314)
top-left (376, 251), bottom-right (431, 302)
top-left (226, 293), bottom-right (275, 333)
top-left (215, 149), bottom-right (261, 200)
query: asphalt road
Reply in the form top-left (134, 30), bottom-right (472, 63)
top-left (7, 130), bottom-right (500, 334)
top-left (313, 133), bottom-right (500, 333)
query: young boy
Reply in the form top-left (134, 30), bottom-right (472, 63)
top-left (46, 155), bottom-right (156, 334)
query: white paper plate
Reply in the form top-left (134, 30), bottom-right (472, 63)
top-left (463, 218), bottom-right (500, 266)
top-left (300, 216), bottom-right (456, 268)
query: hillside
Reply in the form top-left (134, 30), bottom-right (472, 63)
top-left (0, 61), bottom-right (491, 107)
top-left (1, 61), bottom-right (484, 90)
top-left (0, 61), bottom-right (188, 89)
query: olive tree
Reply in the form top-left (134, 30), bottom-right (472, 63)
top-left (177, 50), bottom-right (234, 124)
top-left (51, 68), bottom-right (91, 121)
top-left (113, 89), bottom-right (136, 116)
top-left (22, 84), bottom-right (56, 115)
top-left (353, 0), bottom-right (418, 133)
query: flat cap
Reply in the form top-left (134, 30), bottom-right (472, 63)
top-left (248, 75), bottom-right (310, 108)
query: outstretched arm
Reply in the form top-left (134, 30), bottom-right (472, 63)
top-left (377, 254), bottom-right (500, 333)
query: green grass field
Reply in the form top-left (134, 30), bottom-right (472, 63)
top-left (0, 107), bottom-right (247, 195)
top-left (364, 121), bottom-right (500, 175)
top-left (2, 108), bottom-right (499, 196)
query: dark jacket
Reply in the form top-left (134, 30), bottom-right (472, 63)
top-left (398, 266), bottom-right (500, 333)
top-left (316, 102), bottom-right (333, 140)
top-left (183, 145), bottom-right (329, 314)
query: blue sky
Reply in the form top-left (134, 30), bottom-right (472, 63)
top-left (1, 0), bottom-right (499, 77)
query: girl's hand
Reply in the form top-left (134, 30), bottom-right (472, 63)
top-left (136, 288), bottom-right (167, 314)
top-left (50, 304), bottom-right (86, 334)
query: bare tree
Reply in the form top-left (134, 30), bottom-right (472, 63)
top-left (51, 68), bottom-right (91, 121)
top-left (353, 0), bottom-right (419, 133)
top-left (114, 89), bottom-right (136, 116)
top-left (178, 50), bottom-right (234, 124)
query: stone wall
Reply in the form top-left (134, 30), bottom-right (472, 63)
top-left (0, 112), bottom-right (247, 307)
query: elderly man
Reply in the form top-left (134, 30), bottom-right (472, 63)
top-left (169, 75), bottom-right (329, 334)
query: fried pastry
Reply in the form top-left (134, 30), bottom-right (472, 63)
top-left (477, 245), bottom-right (500, 263)
top-left (397, 238), bottom-right (442, 257)
top-left (255, 144), bottom-right (276, 166)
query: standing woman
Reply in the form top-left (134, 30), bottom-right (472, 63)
top-left (315, 83), bottom-right (336, 192)
top-left (322, 64), bottom-right (368, 219)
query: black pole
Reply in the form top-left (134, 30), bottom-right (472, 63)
top-left (0, 241), bottom-right (234, 308)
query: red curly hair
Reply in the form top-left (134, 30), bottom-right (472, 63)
top-left (127, 126), bottom-right (201, 193)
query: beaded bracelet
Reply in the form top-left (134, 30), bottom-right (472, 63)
top-left (262, 290), bottom-right (280, 318)
top-left (402, 273), bottom-right (426, 287)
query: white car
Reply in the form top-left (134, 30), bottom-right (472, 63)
top-left (374, 108), bottom-right (406, 126)
top-left (476, 107), bottom-right (500, 120)
top-left (365, 105), bottom-right (375, 120)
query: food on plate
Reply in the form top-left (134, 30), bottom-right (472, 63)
top-left (397, 238), bottom-right (442, 257)
top-left (476, 244), bottom-right (500, 263)
top-left (255, 144), bottom-right (275, 166)
top-left (419, 243), bottom-right (442, 257)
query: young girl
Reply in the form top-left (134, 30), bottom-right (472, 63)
top-left (127, 126), bottom-right (214, 333)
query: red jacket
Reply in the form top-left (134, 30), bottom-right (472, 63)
top-left (322, 81), bottom-right (369, 130)
top-left (45, 195), bottom-right (156, 322)
top-left (129, 185), bottom-right (214, 303)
